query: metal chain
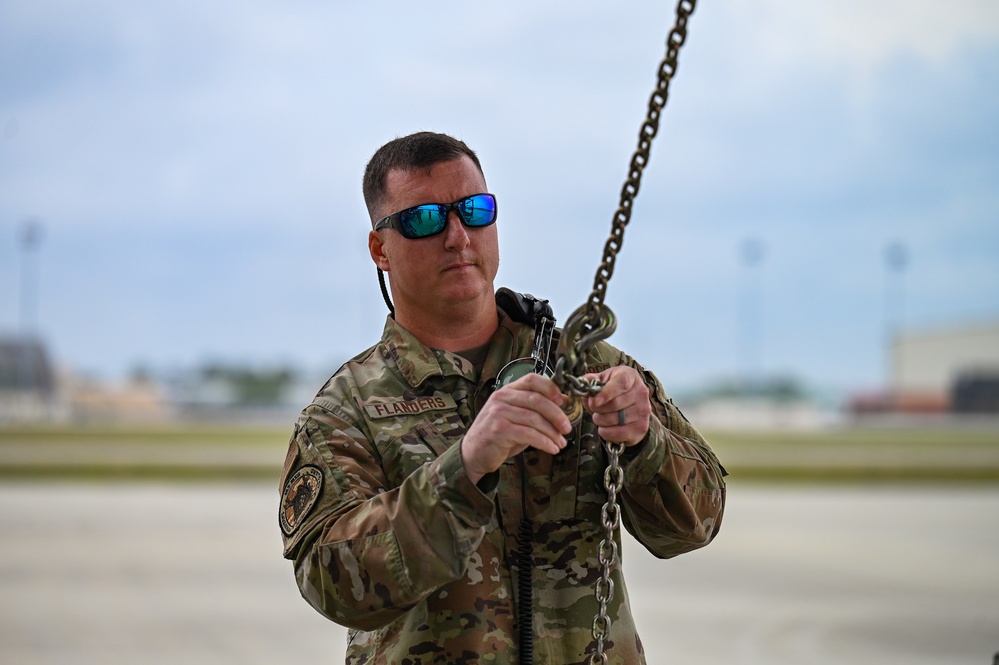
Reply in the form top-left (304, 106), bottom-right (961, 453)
top-left (549, 2), bottom-right (698, 663)
top-left (585, 0), bottom-right (695, 319)
top-left (588, 440), bottom-right (625, 665)
top-left (556, 0), bottom-right (697, 389)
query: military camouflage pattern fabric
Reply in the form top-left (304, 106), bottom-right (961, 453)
top-left (279, 303), bottom-right (727, 664)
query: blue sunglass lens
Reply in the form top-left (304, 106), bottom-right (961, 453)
top-left (458, 194), bottom-right (497, 227)
top-left (399, 206), bottom-right (448, 238)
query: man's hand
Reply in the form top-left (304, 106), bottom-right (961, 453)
top-left (461, 373), bottom-right (572, 485)
top-left (582, 366), bottom-right (651, 447)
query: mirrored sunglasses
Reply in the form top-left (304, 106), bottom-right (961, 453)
top-left (373, 193), bottom-right (497, 240)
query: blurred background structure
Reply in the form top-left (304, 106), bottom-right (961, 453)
top-left (0, 0), bottom-right (996, 424)
top-left (5, 319), bottom-right (997, 427)
top-left (844, 319), bottom-right (999, 419)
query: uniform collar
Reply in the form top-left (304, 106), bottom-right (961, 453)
top-left (379, 309), bottom-right (533, 389)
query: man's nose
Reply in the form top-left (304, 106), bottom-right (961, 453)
top-left (442, 211), bottom-right (470, 250)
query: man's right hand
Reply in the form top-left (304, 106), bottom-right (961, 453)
top-left (460, 373), bottom-right (572, 485)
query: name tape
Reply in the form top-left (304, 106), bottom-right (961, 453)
top-left (364, 395), bottom-right (458, 419)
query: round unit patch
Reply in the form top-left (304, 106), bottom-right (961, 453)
top-left (280, 465), bottom-right (323, 536)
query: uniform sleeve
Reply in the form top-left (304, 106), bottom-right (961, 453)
top-left (278, 405), bottom-right (498, 631)
top-left (596, 347), bottom-right (727, 559)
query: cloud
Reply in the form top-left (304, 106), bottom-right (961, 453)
top-left (0, 0), bottom-right (996, 393)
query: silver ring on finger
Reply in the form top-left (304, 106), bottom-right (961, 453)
top-left (617, 408), bottom-right (626, 426)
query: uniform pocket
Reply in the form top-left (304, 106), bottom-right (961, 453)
top-left (377, 419), bottom-right (456, 488)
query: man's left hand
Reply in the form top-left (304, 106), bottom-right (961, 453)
top-left (581, 365), bottom-right (652, 447)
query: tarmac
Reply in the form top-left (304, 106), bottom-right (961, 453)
top-left (0, 481), bottom-right (996, 664)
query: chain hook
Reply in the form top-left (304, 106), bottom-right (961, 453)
top-left (553, 303), bottom-right (617, 394)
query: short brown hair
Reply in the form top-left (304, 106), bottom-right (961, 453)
top-left (362, 132), bottom-right (484, 222)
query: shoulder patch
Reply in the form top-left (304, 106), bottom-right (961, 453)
top-left (279, 465), bottom-right (324, 536)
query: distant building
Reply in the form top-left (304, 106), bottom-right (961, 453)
top-left (892, 320), bottom-right (999, 396)
top-left (676, 377), bottom-right (837, 431)
top-left (161, 364), bottom-right (311, 425)
top-left (0, 336), bottom-right (55, 392)
top-left (0, 336), bottom-right (62, 422)
top-left (60, 372), bottom-right (173, 423)
top-left (0, 337), bottom-right (174, 423)
top-left (851, 320), bottom-right (999, 415)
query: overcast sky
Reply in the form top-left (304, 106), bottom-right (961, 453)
top-left (1, 0), bottom-right (997, 398)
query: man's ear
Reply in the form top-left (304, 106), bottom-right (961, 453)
top-left (368, 230), bottom-right (391, 271)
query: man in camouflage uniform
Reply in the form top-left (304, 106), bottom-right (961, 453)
top-left (279, 131), bottom-right (727, 664)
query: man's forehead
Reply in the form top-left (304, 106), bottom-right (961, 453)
top-left (382, 156), bottom-right (487, 208)
top-left (385, 155), bottom-right (483, 185)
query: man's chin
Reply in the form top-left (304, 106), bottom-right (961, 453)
top-left (439, 278), bottom-right (492, 306)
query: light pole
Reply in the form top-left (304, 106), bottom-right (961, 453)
top-left (19, 218), bottom-right (43, 336)
top-left (883, 241), bottom-right (908, 394)
top-left (18, 218), bottom-right (43, 390)
top-left (739, 237), bottom-right (765, 391)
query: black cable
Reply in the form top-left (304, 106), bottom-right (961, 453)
top-left (516, 453), bottom-right (533, 664)
top-left (377, 268), bottom-right (394, 316)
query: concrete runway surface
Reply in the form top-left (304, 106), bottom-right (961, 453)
top-left (0, 481), bottom-right (996, 664)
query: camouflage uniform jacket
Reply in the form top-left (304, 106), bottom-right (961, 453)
top-left (279, 307), bottom-right (726, 664)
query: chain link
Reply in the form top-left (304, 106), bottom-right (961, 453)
top-left (587, 441), bottom-right (625, 665)
top-left (550, 2), bottom-right (698, 663)
top-left (558, 0), bottom-right (697, 386)
top-left (589, 0), bottom-right (694, 315)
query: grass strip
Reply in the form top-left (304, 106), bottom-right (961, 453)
top-left (2, 423), bottom-right (998, 483)
top-left (0, 464), bottom-right (281, 482)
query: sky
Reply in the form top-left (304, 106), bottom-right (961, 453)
top-left (1, 0), bottom-right (997, 400)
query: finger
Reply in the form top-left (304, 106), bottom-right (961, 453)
top-left (507, 372), bottom-right (565, 406)
top-left (501, 422), bottom-right (564, 456)
top-left (463, 411), bottom-right (564, 473)
top-left (594, 405), bottom-right (650, 445)
top-left (485, 389), bottom-right (571, 448)
top-left (588, 373), bottom-right (650, 415)
top-left (502, 403), bottom-right (570, 446)
top-left (496, 379), bottom-right (572, 435)
top-left (527, 431), bottom-right (564, 456)
top-left (585, 388), bottom-right (646, 418)
top-left (582, 367), bottom-right (635, 408)
top-left (589, 405), bottom-right (635, 429)
top-left (594, 421), bottom-right (647, 447)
